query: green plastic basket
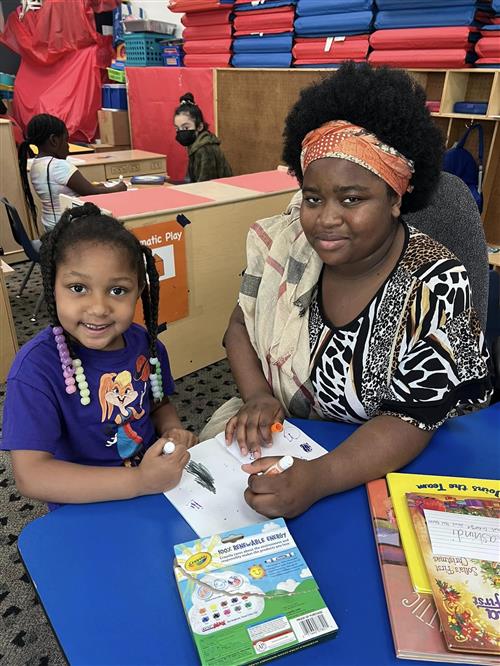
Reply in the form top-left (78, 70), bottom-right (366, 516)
top-left (123, 32), bottom-right (165, 67)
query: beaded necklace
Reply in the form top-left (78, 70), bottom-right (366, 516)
top-left (52, 325), bottom-right (164, 405)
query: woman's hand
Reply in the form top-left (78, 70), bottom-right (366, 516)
top-left (225, 392), bottom-right (284, 458)
top-left (241, 456), bottom-right (323, 518)
top-left (162, 427), bottom-right (198, 449)
top-left (136, 438), bottom-right (190, 495)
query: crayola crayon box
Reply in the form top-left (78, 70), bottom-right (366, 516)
top-left (173, 518), bottom-right (338, 666)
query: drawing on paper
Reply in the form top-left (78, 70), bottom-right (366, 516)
top-left (186, 460), bottom-right (216, 494)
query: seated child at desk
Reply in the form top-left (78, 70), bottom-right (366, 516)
top-left (203, 63), bottom-right (492, 518)
top-left (174, 92), bottom-right (232, 183)
top-left (18, 114), bottom-right (127, 232)
top-left (1, 203), bottom-right (196, 508)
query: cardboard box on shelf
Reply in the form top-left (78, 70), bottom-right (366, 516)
top-left (97, 109), bottom-right (130, 146)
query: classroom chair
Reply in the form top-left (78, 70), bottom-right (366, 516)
top-left (0, 196), bottom-right (44, 322)
top-left (406, 171), bottom-right (489, 331)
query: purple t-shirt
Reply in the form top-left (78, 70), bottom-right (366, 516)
top-left (2, 324), bottom-right (175, 470)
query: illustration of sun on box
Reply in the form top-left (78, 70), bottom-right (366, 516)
top-left (173, 518), bottom-right (338, 666)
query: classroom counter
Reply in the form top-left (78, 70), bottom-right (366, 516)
top-left (67, 149), bottom-right (167, 182)
top-left (60, 170), bottom-right (300, 378)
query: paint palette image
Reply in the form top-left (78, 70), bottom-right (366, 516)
top-left (188, 570), bottom-right (265, 634)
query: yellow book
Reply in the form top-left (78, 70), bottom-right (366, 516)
top-left (386, 473), bottom-right (500, 594)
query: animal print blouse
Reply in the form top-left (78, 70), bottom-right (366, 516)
top-left (308, 224), bottom-right (491, 430)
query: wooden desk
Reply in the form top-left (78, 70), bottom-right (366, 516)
top-left (61, 170), bottom-right (299, 378)
top-left (70, 149), bottom-right (167, 182)
top-left (0, 260), bottom-right (18, 381)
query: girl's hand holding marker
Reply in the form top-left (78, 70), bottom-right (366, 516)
top-left (136, 437), bottom-right (190, 496)
top-left (163, 441), bottom-right (176, 455)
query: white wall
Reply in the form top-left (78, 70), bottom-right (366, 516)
top-left (127, 1), bottom-right (184, 34)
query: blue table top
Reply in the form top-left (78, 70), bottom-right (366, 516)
top-left (18, 404), bottom-right (500, 666)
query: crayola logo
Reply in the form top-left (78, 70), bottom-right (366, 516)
top-left (185, 552), bottom-right (212, 572)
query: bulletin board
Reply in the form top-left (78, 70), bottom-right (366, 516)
top-left (215, 69), bottom-right (330, 177)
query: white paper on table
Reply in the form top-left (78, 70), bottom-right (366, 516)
top-left (215, 419), bottom-right (328, 465)
top-left (424, 509), bottom-right (500, 562)
top-left (164, 420), bottom-right (328, 537)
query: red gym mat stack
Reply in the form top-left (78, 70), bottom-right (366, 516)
top-left (168, 0), bottom-right (234, 67)
top-left (474, 0), bottom-right (500, 67)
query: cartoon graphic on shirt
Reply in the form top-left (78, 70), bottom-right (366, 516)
top-left (99, 359), bottom-right (150, 460)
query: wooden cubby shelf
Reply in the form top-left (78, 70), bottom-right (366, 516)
top-left (216, 68), bottom-right (500, 245)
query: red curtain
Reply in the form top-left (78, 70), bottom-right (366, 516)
top-left (126, 67), bottom-right (215, 183)
top-left (14, 46), bottom-right (107, 142)
top-left (0, 0), bottom-right (116, 141)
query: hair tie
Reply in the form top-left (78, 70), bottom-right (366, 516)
top-left (70, 203), bottom-right (101, 220)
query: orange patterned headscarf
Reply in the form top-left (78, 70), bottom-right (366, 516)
top-left (300, 120), bottom-right (415, 197)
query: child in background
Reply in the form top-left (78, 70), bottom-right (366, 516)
top-left (18, 114), bottom-right (127, 232)
top-left (174, 92), bottom-right (232, 183)
top-left (1, 203), bottom-right (196, 508)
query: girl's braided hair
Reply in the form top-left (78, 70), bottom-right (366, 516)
top-left (18, 114), bottom-right (66, 226)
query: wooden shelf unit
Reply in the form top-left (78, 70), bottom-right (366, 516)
top-left (216, 68), bottom-right (500, 245)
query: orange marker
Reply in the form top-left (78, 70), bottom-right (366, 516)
top-left (270, 422), bottom-right (284, 433)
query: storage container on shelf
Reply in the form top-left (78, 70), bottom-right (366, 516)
top-left (162, 44), bottom-right (184, 67)
top-left (0, 72), bottom-right (15, 86)
top-left (102, 84), bottom-right (128, 110)
top-left (0, 72), bottom-right (15, 98)
top-left (123, 32), bottom-right (168, 66)
top-left (122, 18), bottom-right (176, 35)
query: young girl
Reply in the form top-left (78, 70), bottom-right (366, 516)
top-left (174, 92), bottom-right (232, 183)
top-left (2, 203), bottom-right (196, 507)
top-left (18, 114), bottom-right (127, 232)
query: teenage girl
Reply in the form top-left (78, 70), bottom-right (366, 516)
top-left (18, 114), bottom-right (127, 232)
top-left (174, 92), bottom-right (232, 183)
top-left (2, 203), bottom-right (196, 507)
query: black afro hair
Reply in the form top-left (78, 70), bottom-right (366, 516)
top-left (282, 62), bottom-right (444, 214)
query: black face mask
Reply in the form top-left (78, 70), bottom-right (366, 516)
top-left (176, 129), bottom-right (197, 147)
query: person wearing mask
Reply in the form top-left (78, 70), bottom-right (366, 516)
top-left (173, 92), bottom-right (232, 183)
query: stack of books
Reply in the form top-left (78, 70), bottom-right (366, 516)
top-left (367, 473), bottom-right (500, 663)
